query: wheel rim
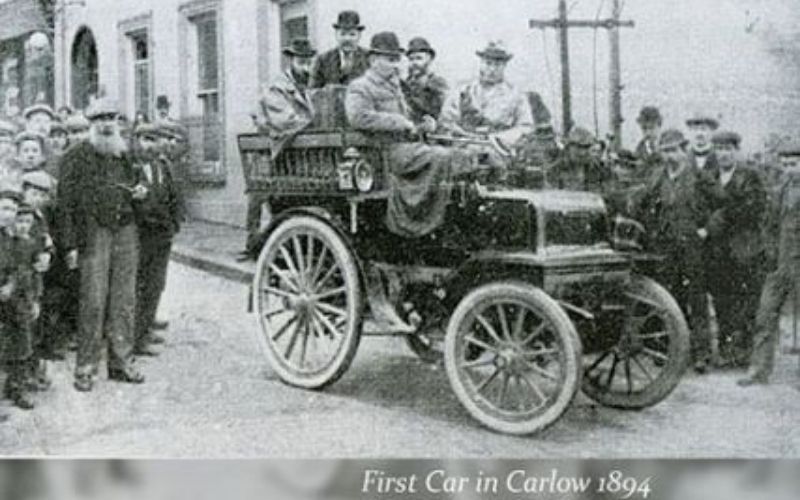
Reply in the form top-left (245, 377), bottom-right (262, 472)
top-left (584, 289), bottom-right (675, 396)
top-left (258, 227), bottom-right (354, 377)
top-left (453, 298), bottom-right (570, 423)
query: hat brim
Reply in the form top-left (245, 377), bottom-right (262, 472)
top-left (87, 112), bottom-right (119, 121)
top-left (659, 139), bottom-right (688, 151)
top-left (476, 50), bottom-right (512, 61)
top-left (333, 23), bottom-right (365, 31)
top-left (686, 119), bottom-right (719, 130)
top-left (407, 48), bottom-right (435, 58)
top-left (282, 48), bottom-right (317, 58)
top-left (370, 48), bottom-right (405, 56)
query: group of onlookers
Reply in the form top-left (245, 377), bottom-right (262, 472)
top-left (248, 8), bottom-right (800, 387)
top-left (0, 96), bottom-right (186, 417)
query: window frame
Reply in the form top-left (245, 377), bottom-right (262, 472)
top-left (118, 13), bottom-right (155, 121)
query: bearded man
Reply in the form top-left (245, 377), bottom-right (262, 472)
top-left (57, 97), bottom-right (148, 392)
top-left (400, 37), bottom-right (448, 123)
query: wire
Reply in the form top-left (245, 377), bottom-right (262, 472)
top-left (541, 29), bottom-right (557, 116)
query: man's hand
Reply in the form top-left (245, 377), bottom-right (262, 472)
top-left (131, 184), bottom-right (149, 200)
top-left (66, 250), bottom-right (79, 270)
top-left (697, 228), bottom-right (708, 240)
top-left (33, 253), bottom-right (51, 273)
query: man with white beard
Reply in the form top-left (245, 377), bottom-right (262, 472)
top-left (56, 97), bottom-right (148, 392)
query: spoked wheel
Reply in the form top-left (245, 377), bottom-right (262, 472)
top-left (444, 282), bottom-right (582, 435)
top-left (253, 216), bottom-right (363, 389)
top-left (582, 275), bottom-right (690, 409)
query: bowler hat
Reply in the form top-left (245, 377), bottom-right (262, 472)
top-left (369, 32), bottom-right (404, 56)
top-left (282, 38), bottom-right (317, 58)
top-left (333, 10), bottom-right (365, 31)
top-left (406, 37), bottom-right (436, 58)
top-left (568, 127), bottom-right (595, 148)
top-left (711, 131), bottom-right (741, 148)
top-left (22, 103), bottom-right (55, 120)
top-left (476, 40), bottom-right (512, 61)
top-left (686, 113), bottom-right (719, 130)
top-left (658, 129), bottom-right (688, 151)
top-left (156, 95), bottom-right (171, 110)
top-left (637, 106), bottom-right (662, 125)
top-left (86, 96), bottom-right (120, 121)
top-left (22, 170), bottom-right (55, 193)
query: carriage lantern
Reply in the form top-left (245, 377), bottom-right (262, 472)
top-left (339, 147), bottom-right (374, 193)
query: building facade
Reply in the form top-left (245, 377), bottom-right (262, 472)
top-left (54, 0), bottom-right (800, 226)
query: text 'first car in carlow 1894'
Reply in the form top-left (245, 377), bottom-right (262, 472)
top-left (238, 91), bottom-right (690, 436)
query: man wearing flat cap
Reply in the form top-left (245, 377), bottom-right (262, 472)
top-left (686, 113), bottom-right (720, 179)
top-left (739, 142), bottom-right (800, 386)
top-left (240, 38), bottom-right (317, 261)
top-left (548, 126), bottom-right (613, 192)
top-left (401, 37), bottom-right (449, 124)
top-left (57, 96), bottom-right (148, 391)
top-left (704, 131), bottom-right (767, 367)
top-left (440, 41), bottom-right (534, 163)
top-left (309, 10), bottom-right (370, 89)
top-left (346, 32), bottom-right (473, 237)
top-left (635, 129), bottom-right (719, 373)
top-left (23, 103), bottom-right (56, 138)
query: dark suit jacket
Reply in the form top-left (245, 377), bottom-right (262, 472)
top-left (401, 71), bottom-right (449, 123)
top-left (309, 47), bottom-right (370, 89)
top-left (689, 150), bottom-right (720, 180)
top-left (707, 165), bottom-right (767, 263)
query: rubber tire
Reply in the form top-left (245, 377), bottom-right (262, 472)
top-left (253, 216), bottom-right (362, 390)
top-left (581, 275), bottom-right (691, 409)
top-left (444, 282), bottom-right (582, 435)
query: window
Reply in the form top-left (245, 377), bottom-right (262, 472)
top-left (131, 32), bottom-right (150, 120)
top-left (179, 0), bottom-right (225, 183)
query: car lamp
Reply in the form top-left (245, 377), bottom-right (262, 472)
top-left (339, 147), bottom-right (374, 193)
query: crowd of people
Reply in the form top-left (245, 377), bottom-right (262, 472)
top-left (250, 9), bottom-right (800, 389)
top-left (0, 96), bottom-right (186, 415)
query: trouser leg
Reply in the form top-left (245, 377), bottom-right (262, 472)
top-left (76, 227), bottom-right (112, 376)
top-left (106, 224), bottom-right (139, 372)
top-left (245, 193), bottom-right (270, 254)
top-left (749, 269), bottom-right (794, 380)
top-left (136, 231), bottom-right (172, 347)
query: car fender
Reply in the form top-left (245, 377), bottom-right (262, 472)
top-left (442, 252), bottom-right (545, 309)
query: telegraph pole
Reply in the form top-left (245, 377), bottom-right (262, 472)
top-left (530, 0), bottom-right (634, 146)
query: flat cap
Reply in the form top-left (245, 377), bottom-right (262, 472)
top-left (658, 128), bottom-right (688, 151)
top-left (22, 170), bottom-right (56, 193)
top-left (85, 96), bottom-right (120, 121)
top-left (49, 121), bottom-right (68, 136)
top-left (155, 119), bottom-right (188, 140)
top-left (0, 189), bottom-right (23, 203)
top-left (134, 122), bottom-right (160, 137)
top-left (777, 141), bottom-right (800, 157)
top-left (16, 202), bottom-right (34, 215)
top-left (406, 37), bottom-right (436, 57)
top-left (22, 103), bottom-right (55, 120)
top-left (14, 131), bottom-right (46, 148)
top-left (711, 131), bottom-right (741, 148)
top-left (685, 113), bottom-right (719, 130)
top-left (65, 114), bottom-right (90, 132)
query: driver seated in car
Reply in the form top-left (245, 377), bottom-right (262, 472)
top-left (345, 32), bottom-right (475, 238)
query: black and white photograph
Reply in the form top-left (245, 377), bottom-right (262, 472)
top-left (0, 0), bottom-right (798, 465)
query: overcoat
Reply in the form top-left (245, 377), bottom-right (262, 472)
top-left (257, 70), bottom-right (315, 161)
top-left (309, 47), bottom-right (370, 89)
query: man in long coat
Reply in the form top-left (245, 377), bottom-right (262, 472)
top-left (739, 143), bottom-right (800, 386)
top-left (346, 32), bottom-right (471, 237)
top-left (309, 11), bottom-right (370, 89)
top-left (636, 129), bottom-right (719, 373)
top-left (705, 131), bottom-right (767, 367)
top-left (57, 97), bottom-right (148, 391)
top-left (240, 38), bottom-right (317, 260)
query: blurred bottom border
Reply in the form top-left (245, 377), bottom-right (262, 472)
top-left (0, 459), bottom-right (798, 500)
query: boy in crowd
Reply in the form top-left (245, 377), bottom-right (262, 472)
top-left (11, 131), bottom-right (47, 177)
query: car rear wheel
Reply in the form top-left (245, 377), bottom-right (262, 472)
top-left (253, 216), bottom-right (363, 390)
top-left (444, 282), bottom-right (582, 435)
top-left (582, 275), bottom-right (690, 409)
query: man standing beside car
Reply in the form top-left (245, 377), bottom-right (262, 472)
top-left (239, 38), bottom-right (317, 261)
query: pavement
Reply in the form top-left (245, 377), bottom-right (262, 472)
top-left (170, 219), bottom-right (255, 284)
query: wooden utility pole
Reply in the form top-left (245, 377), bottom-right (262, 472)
top-left (530, 0), bottom-right (634, 145)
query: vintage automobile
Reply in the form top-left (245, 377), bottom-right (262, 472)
top-left (238, 121), bottom-right (690, 436)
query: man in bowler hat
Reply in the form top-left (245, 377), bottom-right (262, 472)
top-left (240, 38), bottom-right (317, 261)
top-left (400, 37), bottom-right (449, 123)
top-left (634, 106), bottom-right (663, 181)
top-left (309, 11), bottom-right (370, 89)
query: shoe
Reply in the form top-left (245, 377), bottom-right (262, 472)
top-left (146, 332), bottom-right (166, 345)
top-left (737, 373), bottom-right (768, 387)
top-left (152, 320), bottom-right (169, 331)
top-left (693, 361), bottom-right (708, 374)
top-left (74, 374), bottom-right (94, 392)
top-left (108, 367), bottom-right (145, 384)
top-left (10, 392), bottom-right (35, 410)
top-left (134, 344), bottom-right (160, 357)
top-left (235, 251), bottom-right (252, 262)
